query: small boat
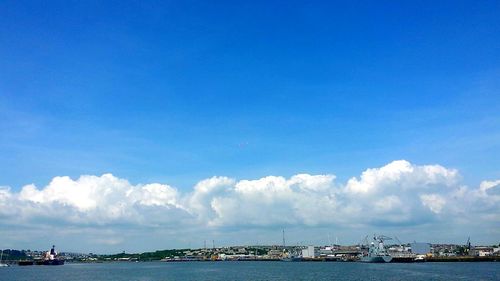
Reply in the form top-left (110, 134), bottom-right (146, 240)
top-left (280, 230), bottom-right (302, 262)
top-left (359, 235), bottom-right (393, 263)
top-left (414, 255), bottom-right (426, 262)
top-left (280, 255), bottom-right (302, 262)
top-left (0, 249), bottom-right (9, 267)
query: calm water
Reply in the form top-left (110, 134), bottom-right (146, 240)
top-left (1, 261), bottom-right (499, 281)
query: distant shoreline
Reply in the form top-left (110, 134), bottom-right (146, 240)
top-left (58, 256), bottom-right (499, 263)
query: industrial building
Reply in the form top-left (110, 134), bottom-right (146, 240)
top-left (410, 243), bottom-right (431, 255)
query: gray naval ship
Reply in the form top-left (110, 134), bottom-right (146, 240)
top-left (360, 235), bottom-right (393, 263)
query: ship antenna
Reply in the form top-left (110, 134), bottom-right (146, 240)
top-left (282, 229), bottom-right (286, 250)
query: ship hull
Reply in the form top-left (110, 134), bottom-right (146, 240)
top-left (44, 259), bottom-right (65, 265)
top-left (36, 259), bottom-right (65, 265)
top-left (281, 257), bottom-right (302, 262)
top-left (390, 256), bottom-right (415, 263)
top-left (360, 256), bottom-right (392, 263)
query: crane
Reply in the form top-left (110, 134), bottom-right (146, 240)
top-left (375, 235), bottom-right (393, 243)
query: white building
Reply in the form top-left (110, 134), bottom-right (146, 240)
top-left (301, 246), bottom-right (317, 258)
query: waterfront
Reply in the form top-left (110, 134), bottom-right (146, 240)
top-left (1, 261), bottom-right (499, 281)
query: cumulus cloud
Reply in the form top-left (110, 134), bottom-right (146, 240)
top-left (9, 174), bottom-right (189, 226)
top-left (479, 180), bottom-right (500, 198)
top-left (0, 160), bottom-right (498, 248)
top-left (207, 174), bottom-right (337, 227)
top-left (345, 160), bottom-right (458, 194)
top-left (185, 176), bottom-right (235, 222)
top-left (335, 160), bottom-right (464, 225)
top-left (420, 194), bottom-right (446, 214)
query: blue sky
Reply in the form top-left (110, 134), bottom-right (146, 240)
top-left (1, 1), bottom-right (499, 252)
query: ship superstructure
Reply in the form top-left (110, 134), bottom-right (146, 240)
top-left (360, 235), bottom-right (393, 263)
top-left (36, 245), bottom-right (65, 265)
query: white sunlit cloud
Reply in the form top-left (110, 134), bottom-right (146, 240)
top-left (0, 160), bottom-right (498, 247)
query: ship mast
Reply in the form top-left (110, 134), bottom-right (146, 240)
top-left (282, 229), bottom-right (286, 251)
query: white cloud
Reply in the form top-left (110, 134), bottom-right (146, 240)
top-left (208, 174), bottom-right (338, 227)
top-left (11, 174), bottom-right (187, 226)
top-left (185, 176), bottom-right (235, 222)
top-left (0, 160), bottom-right (498, 249)
top-left (374, 195), bottom-right (403, 212)
top-left (479, 179), bottom-right (500, 198)
top-left (420, 194), bottom-right (446, 214)
top-left (337, 160), bottom-right (461, 225)
top-left (345, 160), bottom-right (458, 194)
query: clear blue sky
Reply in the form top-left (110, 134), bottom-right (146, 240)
top-left (2, 1), bottom-right (499, 190)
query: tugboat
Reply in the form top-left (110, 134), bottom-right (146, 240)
top-left (360, 235), bottom-right (393, 263)
top-left (279, 229), bottom-right (303, 262)
top-left (280, 250), bottom-right (302, 262)
top-left (35, 245), bottom-right (65, 265)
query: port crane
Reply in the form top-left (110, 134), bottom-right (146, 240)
top-left (359, 235), bottom-right (369, 250)
top-left (374, 235), bottom-right (392, 244)
top-left (359, 235), bottom-right (392, 250)
top-left (393, 236), bottom-right (405, 251)
top-left (376, 234), bottom-right (392, 240)
top-left (465, 237), bottom-right (471, 255)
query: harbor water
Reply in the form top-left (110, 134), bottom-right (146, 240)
top-left (1, 261), bottom-right (498, 281)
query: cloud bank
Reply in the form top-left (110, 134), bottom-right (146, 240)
top-left (1, 160), bottom-right (498, 250)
